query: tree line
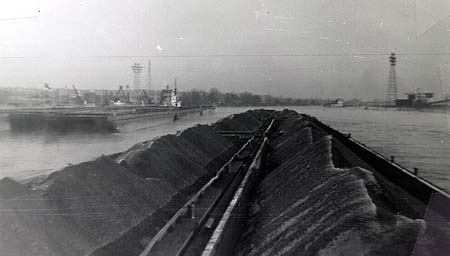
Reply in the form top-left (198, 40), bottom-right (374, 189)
top-left (178, 88), bottom-right (331, 107)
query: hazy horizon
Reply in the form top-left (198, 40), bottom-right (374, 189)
top-left (1, 0), bottom-right (449, 100)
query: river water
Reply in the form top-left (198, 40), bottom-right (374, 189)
top-left (1, 107), bottom-right (449, 191)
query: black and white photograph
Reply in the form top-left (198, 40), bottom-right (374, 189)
top-left (0, 1), bottom-right (450, 255)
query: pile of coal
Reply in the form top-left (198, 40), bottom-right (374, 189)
top-left (212, 111), bottom-right (262, 131)
top-left (0, 157), bottom-right (176, 256)
top-left (116, 124), bottom-right (234, 192)
top-left (235, 111), bottom-right (438, 256)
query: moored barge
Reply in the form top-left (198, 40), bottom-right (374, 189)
top-left (7, 105), bottom-right (215, 133)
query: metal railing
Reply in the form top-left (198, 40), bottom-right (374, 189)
top-left (201, 136), bottom-right (268, 256)
top-left (139, 118), bottom-right (275, 256)
top-left (139, 137), bottom-right (255, 256)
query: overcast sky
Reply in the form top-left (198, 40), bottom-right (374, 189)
top-left (0, 0), bottom-right (449, 100)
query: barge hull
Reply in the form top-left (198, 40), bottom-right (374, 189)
top-left (8, 113), bottom-right (116, 133)
top-left (8, 106), bottom-right (213, 133)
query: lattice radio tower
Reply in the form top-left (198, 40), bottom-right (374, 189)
top-left (385, 53), bottom-right (398, 106)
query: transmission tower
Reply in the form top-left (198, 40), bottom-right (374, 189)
top-left (385, 53), bottom-right (398, 106)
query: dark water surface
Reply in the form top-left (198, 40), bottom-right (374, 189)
top-left (1, 106), bottom-right (449, 192)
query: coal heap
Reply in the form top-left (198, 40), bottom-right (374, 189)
top-left (1, 156), bottom-right (177, 256)
top-left (235, 112), bottom-right (427, 256)
top-left (0, 120), bottom-right (245, 255)
top-left (116, 125), bottom-right (234, 192)
top-left (0, 177), bottom-right (30, 199)
top-left (213, 111), bottom-right (262, 131)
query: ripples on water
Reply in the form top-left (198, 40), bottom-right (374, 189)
top-left (1, 107), bottom-right (449, 192)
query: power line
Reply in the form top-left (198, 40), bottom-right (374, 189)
top-left (1, 52), bottom-right (450, 59)
top-left (0, 16), bottom-right (39, 21)
top-left (171, 59), bottom-right (380, 75)
top-left (417, 15), bottom-right (450, 38)
top-left (398, 57), bottom-right (450, 77)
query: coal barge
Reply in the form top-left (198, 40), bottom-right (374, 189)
top-left (0, 109), bottom-right (449, 256)
top-left (5, 84), bottom-right (214, 133)
top-left (6, 105), bottom-right (215, 133)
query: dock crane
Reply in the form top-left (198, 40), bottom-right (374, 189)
top-left (142, 89), bottom-right (152, 104)
top-left (43, 83), bottom-right (52, 90)
top-left (72, 85), bottom-right (85, 105)
top-left (113, 85), bottom-right (129, 104)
